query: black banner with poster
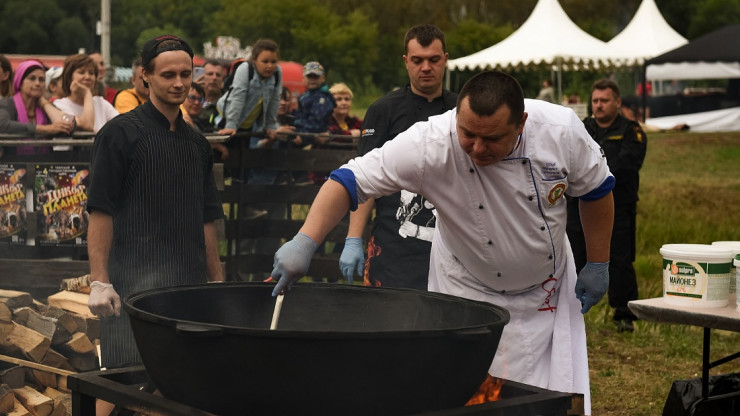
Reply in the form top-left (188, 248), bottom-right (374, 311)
top-left (0, 164), bottom-right (28, 245)
top-left (34, 164), bottom-right (89, 246)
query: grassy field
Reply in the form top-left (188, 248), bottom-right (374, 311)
top-left (585, 131), bottom-right (740, 415)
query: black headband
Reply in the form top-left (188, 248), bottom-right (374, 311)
top-left (140, 35), bottom-right (194, 67)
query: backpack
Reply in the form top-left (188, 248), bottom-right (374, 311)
top-left (216, 61), bottom-right (281, 129)
top-left (222, 59), bottom-right (246, 91)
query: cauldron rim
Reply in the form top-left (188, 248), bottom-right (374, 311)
top-left (122, 282), bottom-right (511, 415)
top-left (123, 282), bottom-right (510, 338)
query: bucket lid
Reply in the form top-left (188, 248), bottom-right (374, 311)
top-left (735, 254), bottom-right (740, 266)
top-left (712, 241), bottom-right (740, 256)
top-left (660, 243), bottom-right (734, 261)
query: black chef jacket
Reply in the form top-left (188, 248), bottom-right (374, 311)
top-left (358, 85), bottom-right (457, 289)
top-left (87, 100), bottom-right (223, 368)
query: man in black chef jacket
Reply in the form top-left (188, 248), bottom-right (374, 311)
top-left (338, 24), bottom-right (457, 289)
top-left (85, 34), bottom-right (224, 415)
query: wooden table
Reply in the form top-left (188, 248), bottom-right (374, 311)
top-left (629, 298), bottom-right (740, 406)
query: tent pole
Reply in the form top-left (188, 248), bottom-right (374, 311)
top-left (557, 57), bottom-right (563, 104)
top-left (641, 63), bottom-right (647, 123)
top-left (100, 0), bottom-right (111, 84)
top-left (445, 68), bottom-right (451, 91)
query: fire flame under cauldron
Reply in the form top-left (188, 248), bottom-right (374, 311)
top-left (466, 374), bottom-right (504, 405)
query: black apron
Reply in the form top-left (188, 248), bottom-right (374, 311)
top-left (100, 113), bottom-right (212, 368)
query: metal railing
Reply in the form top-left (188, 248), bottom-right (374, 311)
top-left (0, 130), bottom-right (357, 148)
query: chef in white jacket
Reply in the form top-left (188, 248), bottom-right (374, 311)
top-left (271, 71), bottom-right (614, 415)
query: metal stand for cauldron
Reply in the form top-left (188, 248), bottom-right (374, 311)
top-left (69, 366), bottom-right (576, 415)
top-left (68, 367), bottom-right (211, 416)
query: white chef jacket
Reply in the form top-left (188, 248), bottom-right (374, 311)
top-left (343, 99), bottom-right (612, 414)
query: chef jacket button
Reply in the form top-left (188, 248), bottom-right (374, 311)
top-left (549, 274), bottom-right (553, 278)
top-left (487, 240), bottom-right (493, 245)
top-left (478, 204), bottom-right (483, 209)
top-left (540, 226), bottom-right (546, 231)
top-left (469, 167), bottom-right (474, 173)
top-left (501, 290), bottom-right (506, 294)
top-left (521, 160), bottom-right (527, 165)
top-left (497, 272), bottom-right (502, 277)
top-left (528, 196), bottom-right (534, 201)
top-left (548, 254), bottom-right (553, 259)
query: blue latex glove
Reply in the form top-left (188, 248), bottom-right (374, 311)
top-left (271, 233), bottom-right (318, 296)
top-left (574, 261), bottom-right (609, 314)
top-left (339, 237), bottom-right (364, 284)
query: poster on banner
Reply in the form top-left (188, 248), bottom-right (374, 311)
top-left (34, 164), bottom-right (90, 246)
top-left (0, 164), bottom-right (28, 245)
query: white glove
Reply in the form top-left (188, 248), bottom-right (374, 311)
top-left (88, 281), bottom-right (121, 317)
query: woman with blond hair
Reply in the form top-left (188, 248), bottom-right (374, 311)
top-left (308, 82), bottom-right (363, 185)
top-left (327, 82), bottom-right (362, 139)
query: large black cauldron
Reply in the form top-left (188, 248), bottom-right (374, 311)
top-left (124, 282), bottom-right (509, 415)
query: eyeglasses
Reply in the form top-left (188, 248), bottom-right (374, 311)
top-left (187, 95), bottom-right (204, 104)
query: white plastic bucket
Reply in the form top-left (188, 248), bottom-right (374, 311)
top-left (712, 241), bottom-right (740, 304)
top-left (660, 244), bottom-right (733, 308)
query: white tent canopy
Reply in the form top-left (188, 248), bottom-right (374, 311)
top-left (446, 0), bottom-right (631, 101)
top-left (447, 0), bottom-right (628, 72)
top-left (607, 0), bottom-right (687, 66)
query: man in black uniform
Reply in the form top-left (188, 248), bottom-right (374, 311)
top-left (567, 78), bottom-right (647, 332)
top-left (339, 24), bottom-right (457, 289)
top-left (86, 35), bottom-right (224, 412)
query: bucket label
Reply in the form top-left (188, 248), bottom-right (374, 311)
top-left (663, 259), bottom-right (731, 301)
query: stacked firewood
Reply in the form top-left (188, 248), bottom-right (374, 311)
top-left (0, 275), bottom-right (98, 415)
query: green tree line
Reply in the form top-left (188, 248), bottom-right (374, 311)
top-left (1, 0), bottom-right (738, 94)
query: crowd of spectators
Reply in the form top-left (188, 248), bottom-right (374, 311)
top-left (0, 47), bottom-right (363, 162)
top-left (0, 59), bottom-right (74, 156)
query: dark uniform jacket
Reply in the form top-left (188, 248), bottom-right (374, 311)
top-left (582, 114), bottom-right (647, 205)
